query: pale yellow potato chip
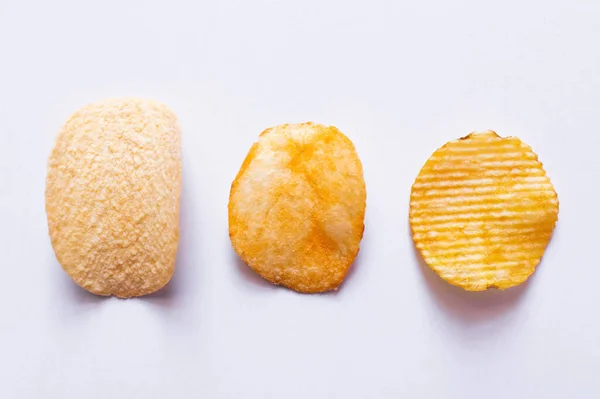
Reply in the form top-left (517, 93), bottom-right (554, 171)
top-left (46, 98), bottom-right (182, 298)
top-left (229, 123), bottom-right (366, 293)
top-left (410, 130), bottom-right (558, 291)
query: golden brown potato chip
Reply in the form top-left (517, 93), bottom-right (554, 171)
top-left (229, 122), bottom-right (366, 293)
top-left (410, 130), bottom-right (558, 291)
top-left (46, 98), bottom-right (182, 298)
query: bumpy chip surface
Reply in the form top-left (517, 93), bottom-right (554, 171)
top-left (46, 98), bottom-right (182, 298)
top-left (410, 130), bottom-right (558, 291)
top-left (229, 123), bottom-right (366, 293)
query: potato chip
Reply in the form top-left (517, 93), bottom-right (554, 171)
top-left (46, 98), bottom-right (182, 298)
top-left (409, 130), bottom-right (558, 291)
top-left (229, 122), bottom-right (366, 293)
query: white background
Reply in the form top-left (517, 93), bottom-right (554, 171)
top-left (0, 0), bottom-right (599, 397)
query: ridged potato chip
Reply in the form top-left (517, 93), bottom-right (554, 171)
top-left (46, 98), bottom-right (182, 298)
top-left (229, 122), bottom-right (366, 293)
top-left (410, 130), bottom-right (558, 291)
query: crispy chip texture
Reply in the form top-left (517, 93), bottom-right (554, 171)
top-left (410, 130), bottom-right (558, 291)
top-left (46, 98), bottom-right (182, 298)
top-left (229, 123), bottom-right (366, 293)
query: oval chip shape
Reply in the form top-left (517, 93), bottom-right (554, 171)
top-left (229, 123), bottom-right (366, 293)
top-left (46, 98), bottom-right (182, 298)
top-left (409, 130), bottom-right (558, 291)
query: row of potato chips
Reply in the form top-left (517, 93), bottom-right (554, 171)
top-left (46, 98), bottom-right (558, 297)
